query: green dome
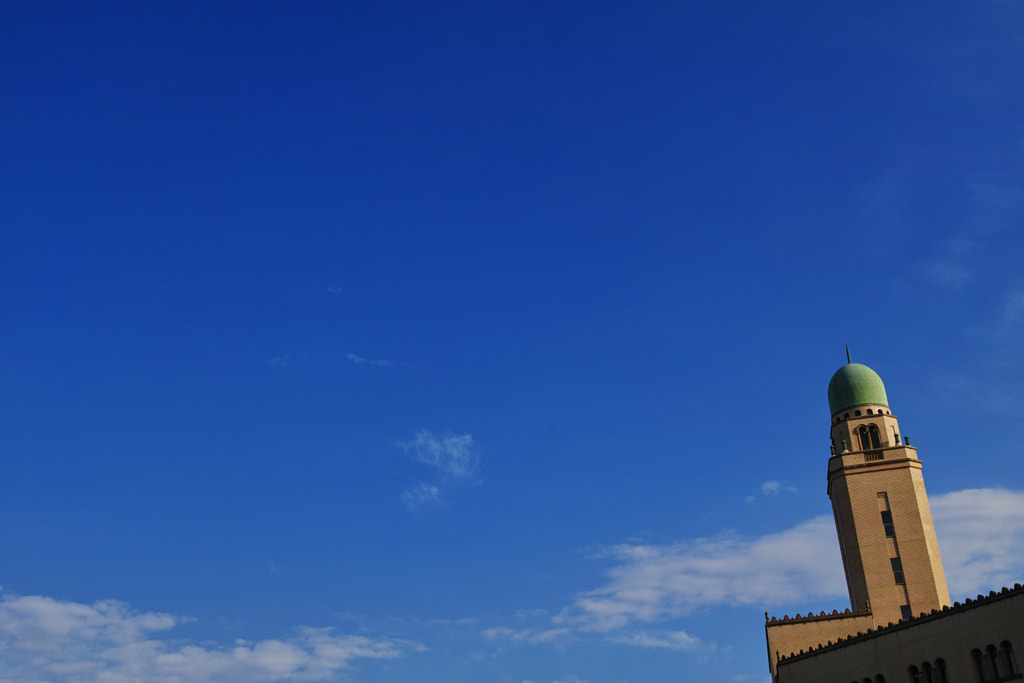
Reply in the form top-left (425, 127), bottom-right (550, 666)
top-left (828, 363), bottom-right (889, 416)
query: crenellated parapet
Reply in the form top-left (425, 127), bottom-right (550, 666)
top-left (775, 583), bottom-right (1024, 668)
top-left (765, 606), bottom-right (868, 625)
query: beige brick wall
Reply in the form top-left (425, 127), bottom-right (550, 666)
top-left (827, 446), bottom-right (949, 626)
top-left (765, 611), bottom-right (875, 679)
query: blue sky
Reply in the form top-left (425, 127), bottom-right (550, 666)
top-left (2, 2), bottom-right (1024, 682)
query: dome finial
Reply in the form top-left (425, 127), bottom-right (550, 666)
top-left (845, 343), bottom-right (851, 364)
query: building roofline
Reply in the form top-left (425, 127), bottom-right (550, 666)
top-left (776, 583), bottom-right (1024, 667)
top-left (765, 607), bottom-right (871, 626)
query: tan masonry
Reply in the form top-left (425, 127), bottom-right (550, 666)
top-left (765, 610), bottom-right (874, 680)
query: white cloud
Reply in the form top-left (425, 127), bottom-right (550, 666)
top-left (345, 353), bottom-right (394, 367)
top-left (930, 488), bottom-right (1024, 597)
top-left (929, 372), bottom-right (1022, 417)
top-left (970, 183), bottom-right (1024, 235)
top-left (922, 259), bottom-right (972, 290)
top-left (402, 482), bottom-right (444, 510)
top-left (607, 630), bottom-right (706, 652)
top-left (0, 593), bottom-right (423, 683)
top-left (1002, 290), bottom-right (1024, 324)
top-left (482, 627), bottom-right (570, 644)
top-left (398, 430), bottom-right (480, 510)
top-left (425, 617), bottom-right (478, 626)
top-left (920, 238), bottom-right (977, 291)
top-left (557, 516), bottom-right (845, 632)
top-left (745, 481), bottom-right (798, 503)
top-left (400, 430), bottom-right (478, 481)
top-left (557, 488), bottom-right (1024, 632)
top-left (267, 353), bottom-right (312, 368)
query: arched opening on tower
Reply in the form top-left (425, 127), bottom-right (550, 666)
top-left (857, 425), bottom-right (881, 450)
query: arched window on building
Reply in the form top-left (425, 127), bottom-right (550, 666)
top-left (1001, 641), bottom-right (1019, 676)
top-left (972, 649), bottom-right (991, 682)
top-left (921, 662), bottom-right (934, 683)
top-left (908, 665), bottom-right (921, 683)
top-left (876, 676), bottom-right (886, 683)
top-left (934, 659), bottom-right (947, 683)
top-left (869, 424), bottom-right (881, 448)
top-left (858, 426), bottom-right (870, 450)
top-left (991, 647), bottom-right (1007, 679)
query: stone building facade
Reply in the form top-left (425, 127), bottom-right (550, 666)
top-left (764, 359), bottom-right (1023, 682)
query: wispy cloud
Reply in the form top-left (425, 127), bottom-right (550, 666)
top-left (346, 353), bottom-right (395, 367)
top-left (267, 350), bottom-right (397, 369)
top-left (400, 430), bottom-right (478, 481)
top-left (267, 352), bottom-right (313, 368)
top-left (0, 592), bottom-right (424, 683)
top-left (921, 238), bottom-right (976, 291)
top-left (556, 516), bottom-right (844, 632)
top-left (930, 488), bottom-right (1024, 596)
top-left (745, 480), bottom-right (798, 503)
top-left (970, 183), bottom-right (1024, 235)
top-left (425, 617), bottom-right (479, 626)
top-left (1001, 289), bottom-right (1024, 324)
top-left (929, 372), bottom-right (1023, 417)
top-left (401, 482), bottom-right (444, 510)
top-left (398, 430), bottom-right (480, 510)
top-left (482, 627), bottom-right (570, 645)
top-left (607, 629), bottom-right (707, 652)
top-left (556, 488), bottom-right (1024, 632)
top-left (922, 259), bottom-right (972, 290)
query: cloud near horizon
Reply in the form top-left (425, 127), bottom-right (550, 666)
top-left (557, 488), bottom-right (1024, 632)
top-left (0, 593), bottom-right (423, 683)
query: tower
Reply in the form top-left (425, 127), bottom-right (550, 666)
top-left (765, 358), bottom-right (1020, 683)
top-left (826, 361), bottom-right (950, 625)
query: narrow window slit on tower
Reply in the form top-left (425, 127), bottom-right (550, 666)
top-left (891, 557), bottom-right (905, 584)
top-left (881, 510), bottom-right (895, 537)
